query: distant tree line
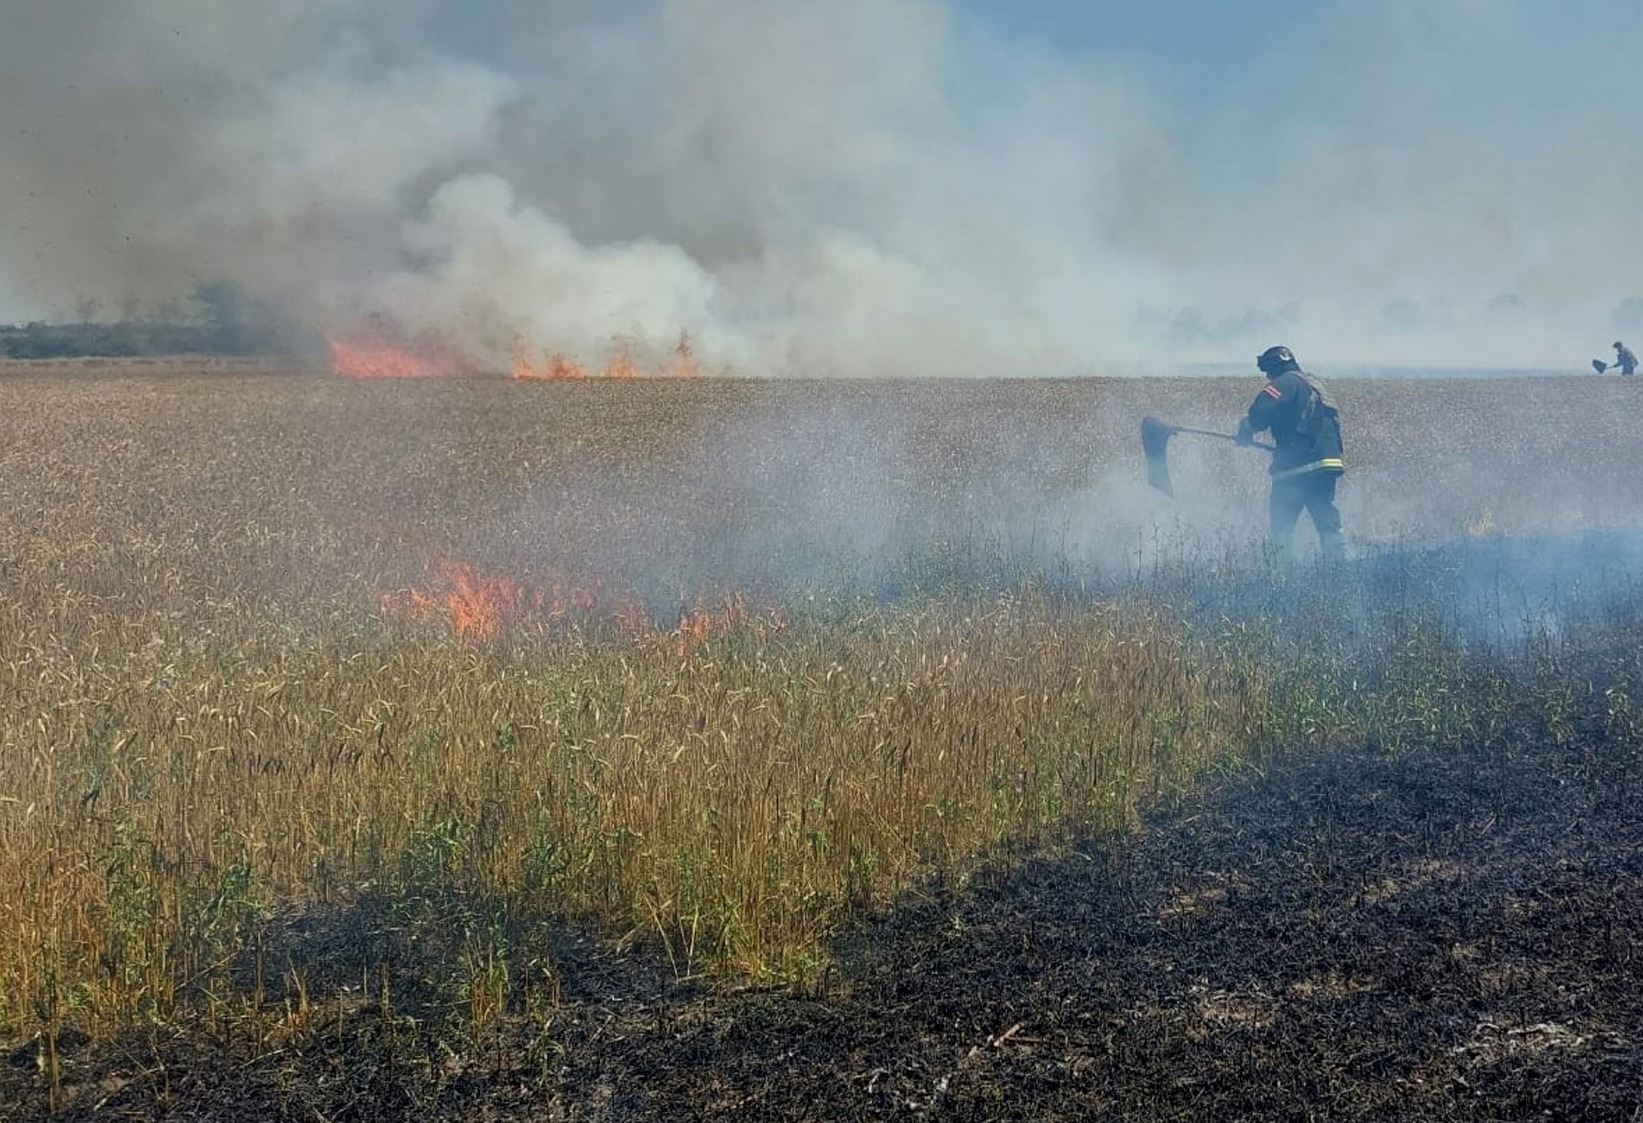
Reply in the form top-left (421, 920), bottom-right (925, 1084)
top-left (0, 281), bottom-right (310, 359)
top-left (1165, 294), bottom-right (1643, 350)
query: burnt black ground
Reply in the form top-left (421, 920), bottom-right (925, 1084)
top-left (9, 728), bottom-right (1642, 1122)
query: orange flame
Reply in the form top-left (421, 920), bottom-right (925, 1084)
top-left (379, 558), bottom-right (611, 639)
top-left (509, 331), bottom-right (706, 380)
top-left (441, 562), bottom-right (542, 638)
top-left (329, 338), bottom-right (444, 378)
top-left (329, 316), bottom-right (471, 378)
top-left (668, 331), bottom-right (702, 379)
top-left (328, 320), bottom-right (711, 380)
top-left (377, 555), bottom-right (782, 654)
top-left (604, 339), bottom-right (641, 380)
top-left (511, 338), bottom-right (588, 380)
top-left (628, 591), bottom-right (786, 662)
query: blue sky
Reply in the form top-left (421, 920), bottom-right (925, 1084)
top-left (958, 0), bottom-right (1320, 105)
top-left (957, 0), bottom-right (1640, 189)
top-left (1, 0), bottom-right (1640, 371)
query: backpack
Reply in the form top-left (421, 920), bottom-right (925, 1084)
top-left (1292, 374), bottom-right (1342, 454)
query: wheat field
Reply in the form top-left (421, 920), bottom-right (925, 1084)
top-left (2, 363), bottom-right (1641, 1055)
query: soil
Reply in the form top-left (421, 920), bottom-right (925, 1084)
top-left (7, 731), bottom-right (1640, 1122)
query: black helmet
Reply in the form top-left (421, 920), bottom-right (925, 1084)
top-left (1257, 345), bottom-right (1298, 376)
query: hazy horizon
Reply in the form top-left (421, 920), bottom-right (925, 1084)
top-left (1, 0), bottom-right (1639, 375)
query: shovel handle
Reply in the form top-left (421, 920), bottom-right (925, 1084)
top-left (1168, 425), bottom-right (1275, 452)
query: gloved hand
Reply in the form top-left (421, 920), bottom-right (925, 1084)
top-left (1235, 420), bottom-right (1255, 447)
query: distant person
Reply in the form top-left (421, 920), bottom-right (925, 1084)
top-left (1614, 341), bottom-right (1638, 377)
top-left (1237, 345), bottom-right (1346, 564)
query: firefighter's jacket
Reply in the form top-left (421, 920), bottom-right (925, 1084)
top-left (1241, 370), bottom-right (1345, 480)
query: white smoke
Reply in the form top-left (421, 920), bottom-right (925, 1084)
top-left (374, 175), bottom-right (726, 368)
top-left (0, 0), bottom-right (1639, 373)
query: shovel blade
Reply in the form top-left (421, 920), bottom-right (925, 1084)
top-left (1146, 456), bottom-right (1174, 497)
top-left (1594, 359), bottom-right (1610, 374)
top-left (1140, 416), bottom-right (1175, 497)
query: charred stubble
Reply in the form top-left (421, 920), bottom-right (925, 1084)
top-left (1, 364), bottom-right (1642, 1119)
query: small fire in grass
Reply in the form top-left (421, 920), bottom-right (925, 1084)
top-left (668, 331), bottom-right (702, 379)
top-left (329, 318), bottom-right (708, 381)
top-left (511, 332), bottom-right (703, 381)
top-left (637, 590), bottom-right (785, 661)
top-left (379, 559), bottom-right (609, 639)
top-left (378, 556), bottom-right (784, 653)
top-left (510, 338), bottom-right (588, 381)
top-left (328, 316), bottom-right (472, 379)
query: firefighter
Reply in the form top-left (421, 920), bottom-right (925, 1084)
top-left (1614, 341), bottom-right (1638, 377)
top-left (1236, 345), bottom-right (1346, 563)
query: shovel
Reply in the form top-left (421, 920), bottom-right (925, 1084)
top-left (1594, 359), bottom-right (1610, 374)
top-left (1141, 415), bottom-right (1273, 498)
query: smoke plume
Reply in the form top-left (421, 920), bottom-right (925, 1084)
top-left (1, 0), bottom-right (1639, 374)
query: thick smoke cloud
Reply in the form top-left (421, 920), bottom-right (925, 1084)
top-left (0, 0), bottom-right (1639, 373)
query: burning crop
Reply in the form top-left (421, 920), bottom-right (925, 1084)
top-left (328, 335), bottom-right (451, 378)
top-left (329, 316), bottom-right (708, 381)
top-left (4, 367), bottom-right (1643, 1114)
top-left (377, 557), bottom-right (568, 638)
top-left (376, 552), bottom-right (784, 658)
top-left (510, 331), bottom-right (704, 381)
top-left (326, 316), bottom-right (475, 378)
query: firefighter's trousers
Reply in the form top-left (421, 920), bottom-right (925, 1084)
top-left (1270, 469), bottom-right (1344, 563)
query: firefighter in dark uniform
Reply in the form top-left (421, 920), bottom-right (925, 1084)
top-left (1614, 342), bottom-right (1638, 377)
top-left (1236, 345), bottom-right (1346, 563)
